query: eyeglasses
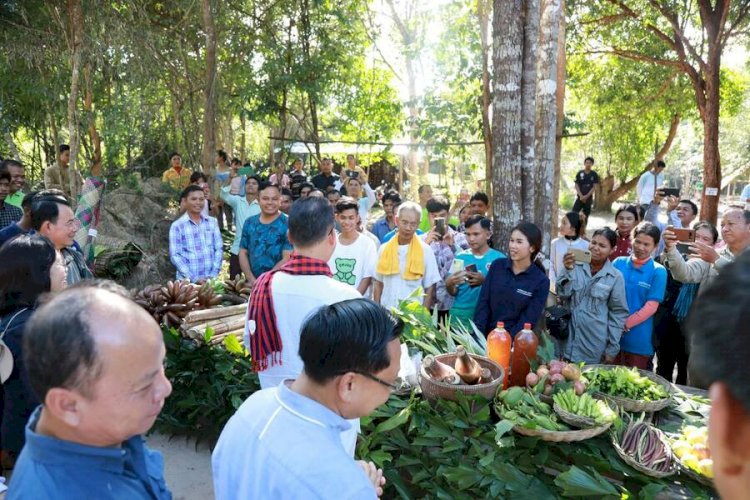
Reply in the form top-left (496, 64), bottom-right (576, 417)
top-left (337, 370), bottom-right (399, 392)
top-left (65, 219), bottom-right (82, 230)
top-left (398, 220), bottom-right (419, 228)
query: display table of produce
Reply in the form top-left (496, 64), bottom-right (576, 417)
top-left (146, 285), bottom-right (716, 499)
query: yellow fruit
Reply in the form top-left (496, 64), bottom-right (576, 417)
top-left (681, 453), bottom-right (700, 471)
top-left (698, 458), bottom-right (714, 479)
top-left (671, 440), bottom-right (691, 458)
top-left (692, 443), bottom-right (709, 461)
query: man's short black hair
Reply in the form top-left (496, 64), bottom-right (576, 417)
top-left (679, 199), bottom-right (698, 215)
top-left (656, 160), bottom-right (666, 168)
top-left (258, 181), bottom-right (280, 194)
top-left (464, 215), bottom-right (492, 232)
top-left (288, 197), bottom-right (334, 247)
top-left (335, 196), bottom-right (359, 214)
top-left (180, 185), bottom-right (204, 201)
top-left (633, 221), bottom-right (661, 245)
top-left (382, 190), bottom-right (401, 205)
top-left (216, 150), bottom-right (228, 162)
top-left (21, 191), bottom-right (38, 209)
top-left (31, 196), bottom-right (71, 231)
top-left (280, 188), bottom-right (293, 199)
top-left (190, 171), bottom-right (207, 184)
top-left (0, 170), bottom-right (10, 183)
top-left (470, 191), bottom-right (489, 205)
top-left (687, 251), bottom-right (750, 409)
top-left (2, 159), bottom-right (23, 171)
top-left (299, 298), bottom-right (403, 384)
top-left (24, 287), bottom-right (110, 400)
top-left (425, 196), bottom-right (450, 214)
top-left (59, 144), bottom-right (70, 154)
top-left (584, 156), bottom-right (595, 164)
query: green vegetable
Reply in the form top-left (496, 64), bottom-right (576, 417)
top-left (586, 367), bottom-right (668, 401)
top-left (553, 389), bottom-right (616, 425)
top-left (496, 389), bottom-right (569, 431)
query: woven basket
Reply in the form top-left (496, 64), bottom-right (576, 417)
top-left (553, 403), bottom-right (597, 428)
top-left (419, 353), bottom-right (503, 402)
top-left (511, 420), bottom-right (612, 442)
top-left (583, 364), bottom-right (673, 412)
top-left (675, 458), bottom-right (715, 488)
top-left (612, 440), bottom-right (677, 478)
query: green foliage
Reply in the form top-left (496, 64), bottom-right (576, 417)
top-left (155, 327), bottom-right (259, 443)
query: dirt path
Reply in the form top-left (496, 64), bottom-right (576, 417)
top-left (147, 433), bottom-right (214, 500)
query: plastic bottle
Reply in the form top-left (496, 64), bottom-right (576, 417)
top-left (509, 323), bottom-right (539, 387)
top-left (487, 322), bottom-right (512, 388)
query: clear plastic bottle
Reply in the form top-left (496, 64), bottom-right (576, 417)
top-left (509, 323), bottom-right (539, 387)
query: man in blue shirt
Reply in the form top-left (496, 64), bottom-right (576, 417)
top-left (212, 298), bottom-right (402, 499)
top-left (0, 191), bottom-right (36, 248)
top-left (8, 283), bottom-right (173, 499)
top-left (372, 190), bottom-right (401, 243)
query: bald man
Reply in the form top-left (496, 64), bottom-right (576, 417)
top-left (8, 283), bottom-right (173, 500)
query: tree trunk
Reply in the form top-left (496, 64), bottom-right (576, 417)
top-left (520, 0), bottom-right (540, 222)
top-left (477, 0), bottom-right (493, 207)
top-left (491, 0), bottom-right (524, 252)
top-left (551, 0), bottom-right (566, 232)
top-left (66, 0), bottom-right (84, 203)
top-left (201, 0), bottom-right (218, 171)
top-left (4, 132), bottom-right (21, 161)
top-left (534, 0), bottom-right (561, 254)
top-left (240, 112), bottom-right (247, 162)
top-left (83, 63), bottom-right (102, 173)
top-left (699, 12), bottom-right (722, 223)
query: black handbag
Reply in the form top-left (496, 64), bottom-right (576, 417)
top-left (544, 303), bottom-right (571, 341)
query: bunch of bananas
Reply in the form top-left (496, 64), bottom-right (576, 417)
top-left (132, 280), bottom-right (222, 328)
top-left (222, 274), bottom-right (253, 302)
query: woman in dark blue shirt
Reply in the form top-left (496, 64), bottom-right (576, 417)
top-left (474, 222), bottom-right (550, 337)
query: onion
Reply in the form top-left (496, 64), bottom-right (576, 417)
top-left (526, 372), bottom-right (540, 387)
top-left (574, 380), bottom-right (586, 395)
top-left (561, 364), bottom-right (581, 382)
top-left (550, 373), bottom-right (565, 385)
top-left (549, 364), bottom-right (562, 376)
top-left (536, 366), bottom-right (549, 378)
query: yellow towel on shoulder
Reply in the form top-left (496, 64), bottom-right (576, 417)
top-left (377, 234), bottom-right (425, 280)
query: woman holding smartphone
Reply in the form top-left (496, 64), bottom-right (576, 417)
top-left (474, 222), bottom-right (549, 337)
top-left (557, 227), bottom-right (629, 364)
top-left (612, 222), bottom-right (667, 368)
top-left (549, 211), bottom-right (589, 287)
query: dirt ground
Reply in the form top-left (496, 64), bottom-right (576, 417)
top-left (147, 433), bottom-right (214, 500)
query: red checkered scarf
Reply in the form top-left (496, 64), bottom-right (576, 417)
top-left (247, 253), bottom-right (332, 371)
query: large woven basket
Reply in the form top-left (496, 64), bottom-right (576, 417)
top-left (553, 403), bottom-right (598, 428)
top-left (583, 364), bottom-right (673, 412)
top-left (612, 437), bottom-right (677, 478)
top-left (511, 420), bottom-right (612, 442)
top-left (419, 353), bottom-right (503, 402)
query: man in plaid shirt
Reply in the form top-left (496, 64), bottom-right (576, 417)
top-left (169, 185), bottom-right (223, 281)
top-left (0, 170), bottom-right (23, 230)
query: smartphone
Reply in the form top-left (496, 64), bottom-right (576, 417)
top-left (346, 169), bottom-right (360, 179)
top-left (434, 217), bottom-right (446, 237)
top-left (570, 248), bottom-right (592, 264)
top-left (464, 264), bottom-right (478, 273)
top-left (660, 187), bottom-right (680, 198)
top-left (672, 228), bottom-right (695, 243)
top-left (676, 243), bottom-right (692, 255)
top-left (451, 259), bottom-right (465, 274)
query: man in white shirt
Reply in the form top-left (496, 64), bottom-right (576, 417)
top-left (373, 201), bottom-right (440, 310)
top-left (329, 197), bottom-right (377, 295)
top-left (636, 160), bottom-right (666, 208)
top-left (740, 182), bottom-right (750, 209)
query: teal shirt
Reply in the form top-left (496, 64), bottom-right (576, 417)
top-left (450, 249), bottom-right (506, 317)
top-left (220, 186), bottom-right (260, 255)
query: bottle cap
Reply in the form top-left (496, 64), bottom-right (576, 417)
top-left (524, 323), bottom-right (532, 330)
top-left (496, 321), bottom-right (504, 328)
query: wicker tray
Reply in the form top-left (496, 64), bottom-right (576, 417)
top-left (612, 439), bottom-right (677, 478)
top-left (511, 420), bottom-right (612, 442)
top-left (553, 403), bottom-right (598, 428)
top-left (583, 364), bottom-right (673, 412)
top-left (419, 353), bottom-right (503, 402)
top-left (675, 457), bottom-right (715, 488)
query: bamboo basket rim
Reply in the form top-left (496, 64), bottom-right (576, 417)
top-left (673, 456), bottom-right (716, 488)
top-left (583, 364), bottom-right (673, 412)
top-left (511, 420), bottom-right (612, 442)
top-left (611, 422), bottom-right (677, 478)
top-left (419, 353), bottom-right (503, 402)
top-left (553, 402), bottom-right (598, 428)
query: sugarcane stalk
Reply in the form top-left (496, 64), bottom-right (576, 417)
top-left (185, 316), bottom-right (246, 339)
top-left (182, 303), bottom-right (247, 324)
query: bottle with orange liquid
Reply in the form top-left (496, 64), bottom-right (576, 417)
top-left (487, 322), bottom-right (511, 388)
top-left (509, 323), bottom-right (539, 387)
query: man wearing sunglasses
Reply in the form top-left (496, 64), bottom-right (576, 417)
top-left (213, 298), bottom-right (402, 500)
top-left (31, 192), bottom-right (92, 285)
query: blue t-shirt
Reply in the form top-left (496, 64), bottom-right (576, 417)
top-left (0, 222), bottom-right (27, 248)
top-left (450, 249), bottom-right (506, 316)
top-left (239, 213), bottom-right (292, 277)
top-left (612, 257), bottom-right (667, 356)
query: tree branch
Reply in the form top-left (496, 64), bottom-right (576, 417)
top-left (648, 0), bottom-right (708, 74)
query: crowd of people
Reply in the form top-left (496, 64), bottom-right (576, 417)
top-left (1, 150), bottom-right (750, 498)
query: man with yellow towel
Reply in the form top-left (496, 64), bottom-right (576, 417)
top-left (373, 201), bottom-right (440, 309)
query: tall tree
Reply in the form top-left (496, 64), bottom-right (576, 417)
top-left (575, 0), bottom-right (750, 223)
top-left (201, 0), bottom-right (218, 171)
top-left (65, 0), bottom-right (84, 201)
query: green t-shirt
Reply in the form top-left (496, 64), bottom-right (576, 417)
top-left (419, 207), bottom-right (431, 232)
top-left (450, 248), bottom-right (506, 316)
top-left (5, 191), bottom-right (24, 208)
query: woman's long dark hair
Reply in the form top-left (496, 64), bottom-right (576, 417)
top-left (0, 234), bottom-right (57, 314)
top-left (511, 222), bottom-right (545, 271)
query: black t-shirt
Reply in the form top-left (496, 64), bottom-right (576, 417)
top-left (311, 172), bottom-right (340, 192)
top-left (574, 169), bottom-right (599, 196)
top-left (289, 171), bottom-right (308, 197)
